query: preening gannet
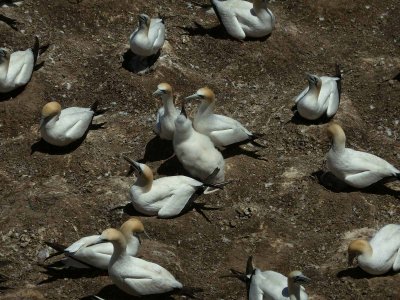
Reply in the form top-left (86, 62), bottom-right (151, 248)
top-left (294, 67), bottom-right (341, 120)
top-left (211, 0), bottom-right (275, 40)
top-left (39, 100), bottom-right (104, 147)
top-left (0, 36), bottom-right (39, 93)
top-left (185, 87), bottom-right (262, 149)
top-left (326, 123), bottom-right (400, 188)
top-left (124, 156), bottom-right (225, 218)
top-left (129, 14), bottom-right (165, 58)
top-left (153, 83), bottom-right (180, 140)
top-left (173, 103), bottom-right (225, 186)
top-left (45, 218), bottom-right (144, 270)
top-left (348, 224), bottom-right (400, 275)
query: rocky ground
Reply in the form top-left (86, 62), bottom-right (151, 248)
top-left (0, 0), bottom-right (399, 299)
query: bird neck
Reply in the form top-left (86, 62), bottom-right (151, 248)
top-left (331, 133), bottom-right (346, 152)
top-left (162, 94), bottom-right (176, 115)
top-left (288, 280), bottom-right (301, 300)
top-left (42, 114), bottom-right (60, 128)
top-left (110, 238), bottom-right (127, 260)
top-left (253, 0), bottom-right (268, 12)
top-left (134, 176), bottom-right (152, 192)
top-left (197, 100), bottom-right (215, 117)
top-left (139, 23), bottom-right (149, 36)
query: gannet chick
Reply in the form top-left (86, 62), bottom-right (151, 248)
top-left (0, 37), bottom-right (39, 93)
top-left (185, 87), bottom-right (262, 149)
top-left (294, 71), bottom-right (340, 120)
top-left (211, 0), bottom-right (275, 40)
top-left (124, 156), bottom-right (225, 218)
top-left (90, 228), bottom-right (186, 296)
top-left (326, 123), bottom-right (400, 188)
top-left (130, 14), bottom-right (165, 57)
top-left (39, 100), bottom-right (105, 147)
top-left (153, 83), bottom-right (180, 140)
top-left (173, 103), bottom-right (225, 186)
top-left (348, 224), bottom-right (400, 275)
top-left (45, 218), bottom-right (144, 270)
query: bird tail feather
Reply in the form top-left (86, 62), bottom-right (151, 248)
top-left (90, 100), bottom-right (108, 115)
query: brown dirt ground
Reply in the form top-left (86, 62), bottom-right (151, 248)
top-left (1, 0), bottom-right (400, 299)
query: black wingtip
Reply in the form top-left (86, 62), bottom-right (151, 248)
top-left (395, 173), bottom-right (400, 180)
top-left (246, 256), bottom-right (254, 276)
top-left (32, 36), bottom-right (40, 66)
top-left (335, 62), bottom-right (342, 100)
top-left (179, 286), bottom-right (203, 299)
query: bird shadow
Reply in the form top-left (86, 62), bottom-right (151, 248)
top-left (336, 267), bottom-right (399, 279)
top-left (288, 109), bottom-right (332, 126)
top-left (37, 267), bottom-right (107, 285)
top-left (157, 155), bottom-right (188, 176)
top-left (122, 49), bottom-right (160, 75)
top-left (0, 86), bottom-right (26, 102)
top-left (109, 202), bottom-right (152, 218)
top-left (137, 136), bottom-right (175, 163)
top-left (220, 145), bottom-right (267, 161)
top-left (312, 170), bottom-right (400, 198)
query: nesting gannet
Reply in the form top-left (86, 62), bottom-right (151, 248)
top-left (173, 103), bottom-right (225, 185)
top-left (348, 224), bottom-right (400, 275)
top-left (153, 83), bottom-right (180, 140)
top-left (185, 87), bottom-right (262, 149)
top-left (294, 68), bottom-right (341, 120)
top-left (130, 14), bottom-right (165, 58)
top-left (39, 100), bottom-right (105, 147)
top-left (89, 228), bottom-right (187, 297)
top-left (124, 156), bottom-right (226, 218)
top-left (211, 0), bottom-right (275, 40)
top-left (0, 37), bottom-right (39, 93)
top-left (46, 218), bottom-right (144, 270)
top-left (326, 123), bottom-right (400, 188)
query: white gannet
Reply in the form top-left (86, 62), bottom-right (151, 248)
top-left (211, 0), bottom-right (275, 40)
top-left (0, 37), bottom-right (39, 93)
top-left (294, 70), bottom-right (341, 121)
top-left (89, 228), bottom-right (187, 297)
top-left (185, 87), bottom-right (263, 149)
top-left (173, 103), bottom-right (225, 186)
top-left (45, 218), bottom-right (144, 270)
top-left (39, 100), bottom-right (104, 147)
top-left (124, 156), bottom-right (225, 218)
top-left (129, 14), bottom-right (165, 58)
top-left (326, 123), bottom-right (400, 188)
top-left (348, 224), bottom-right (400, 275)
top-left (0, 0), bottom-right (24, 7)
top-left (153, 83), bottom-right (180, 140)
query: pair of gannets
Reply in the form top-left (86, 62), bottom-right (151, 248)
top-left (45, 218), bottom-right (144, 270)
top-left (348, 224), bottom-right (400, 275)
top-left (0, 37), bottom-right (39, 93)
top-left (40, 100), bottom-right (105, 147)
top-left (124, 156), bottom-right (226, 218)
top-left (326, 123), bottom-right (400, 188)
top-left (211, 0), bottom-right (275, 40)
top-left (294, 66), bottom-right (341, 120)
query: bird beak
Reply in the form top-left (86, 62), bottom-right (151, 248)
top-left (38, 118), bottom-right (44, 133)
top-left (185, 93), bottom-right (199, 101)
top-left (143, 229), bottom-right (151, 240)
top-left (348, 254), bottom-right (356, 267)
top-left (180, 102), bottom-right (187, 118)
top-left (153, 89), bottom-right (162, 97)
top-left (123, 156), bottom-right (142, 173)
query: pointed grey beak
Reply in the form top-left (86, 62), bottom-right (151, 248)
top-left (38, 118), bottom-right (45, 133)
top-left (123, 156), bottom-right (141, 172)
top-left (153, 89), bottom-right (162, 97)
top-left (185, 93), bottom-right (199, 101)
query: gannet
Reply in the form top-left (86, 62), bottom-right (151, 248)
top-left (124, 156), bottom-right (226, 218)
top-left (173, 103), bottom-right (225, 186)
top-left (326, 123), bottom-right (400, 188)
top-left (39, 100), bottom-right (104, 147)
top-left (129, 14), bottom-right (165, 58)
top-left (0, 37), bottom-right (39, 93)
top-left (45, 218), bottom-right (144, 270)
top-left (348, 224), bottom-right (400, 275)
top-left (294, 68), bottom-right (341, 120)
top-left (88, 228), bottom-right (190, 297)
top-left (153, 83), bottom-right (180, 140)
top-left (185, 87), bottom-right (263, 149)
top-left (0, 0), bottom-right (24, 7)
top-left (211, 0), bottom-right (275, 40)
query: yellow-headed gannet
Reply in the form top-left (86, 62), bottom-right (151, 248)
top-left (39, 100), bottom-right (105, 147)
top-left (173, 103), bottom-right (225, 187)
top-left (124, 156), bottom-right (226, 218)
top-left (0, 37), bottom-right (39, 93)
top-left (45, 218), bottom-right (145, 270)
top-left (326, 123), bottom-right (400, 188)
top-left (185, 87), bottom-right (263, 149)
top-left (348, 224), bottom-right (400, 275)
top-left (153, 83), bottom-right (180, 140)
top-left (211, 0), bottom-right (275, 40)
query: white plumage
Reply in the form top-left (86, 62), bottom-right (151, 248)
top-left (211, 0), bottom-right (275, 40)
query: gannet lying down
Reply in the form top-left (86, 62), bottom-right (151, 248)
top-left (326, 123), bottom-right (400, 188)
top-left (124, 156), bottom-right (226, 218)
top-left (0, 36), bottom-right (39, 93)
top-left (348, 224), bottom-right (400, 275)
top-left (173, 103), bottom-right (225, 187)
top-left (88, 228), bottom-right (199, 297)
top-left (45, 218), bottom-right (145, 270)
top-left (153, 83), bottom-right (180, 140)
top-left (40, 100), bottom-right (104, 147)
top-left (294, 70), bottom-right (341, 121)
top-left (211, 0), bottom-right (275, 40)
top-left (185, 87), bottom-right (263, 149)
top-left (130, 14), bottom-right (165, 58)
